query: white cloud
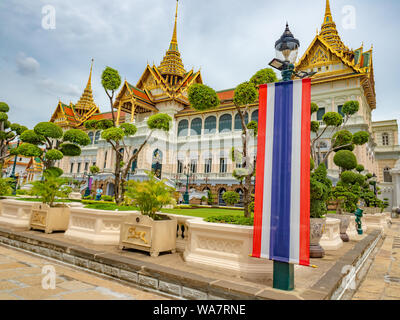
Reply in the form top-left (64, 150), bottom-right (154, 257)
top-left (16, 52), bottom-right (40, 75)
top-left (36, 78), bottom-right (81, 98)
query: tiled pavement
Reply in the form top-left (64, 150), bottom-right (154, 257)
top-left (353, 220), bottom-right (400, 300)
top-left (0, 244), bottom-right (167, 300)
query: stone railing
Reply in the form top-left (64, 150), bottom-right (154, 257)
top-left (165, 214), bottom-right (202, 252)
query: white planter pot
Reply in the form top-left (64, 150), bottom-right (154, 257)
top-left (363, 213), bottom-right (387, 231)
top-left (320, 218), bottom-right (343, 251)
top-left (120, 213), bottom-right (177, 257)
top-left (69, 192), bottom-right (82, 200)
top-left (0, 199), bottom-right (36, 229)
top-left (346, 215), bottom-right (367, 240)
top-left (183, 219), bottom-right (273, 281)
top-left (65, 207), bottom-right (133, 245)
top-left (30, 203), bottom-right (70, 234)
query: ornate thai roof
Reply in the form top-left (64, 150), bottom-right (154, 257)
top-left (295, 0), bottom-right (376, 109)
top-left (74, 59), bottom-right (100, 117)
top-left (158, 0), bottom-right (187, 84)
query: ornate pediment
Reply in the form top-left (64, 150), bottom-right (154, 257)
top-left (310, 47), bottom-right (329, 65)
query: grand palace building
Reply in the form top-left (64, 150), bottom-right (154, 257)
top-left (47, 0), bottom-right (400, 206)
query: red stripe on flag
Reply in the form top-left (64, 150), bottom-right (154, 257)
top-left (299, 79), bottom-right (311, 266)
top-left (252, 84), bottom-right (268, 258)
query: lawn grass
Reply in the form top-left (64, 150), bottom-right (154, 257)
top-left (160, 207), bottom-right (245, 219)
top-left (83, 202), bottom-right (245, 219)
top-left (15, 197), bottom-right (73, 203)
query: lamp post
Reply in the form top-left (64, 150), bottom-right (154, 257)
top-left (183, 164), bottom-right (193, 205)
top-left (10, 139), bottom-right (20, 195)
top-left (268, 23), bottom-right (316, 292)
top-left (269, 23), bottom-right (316, 82)
top-left (83, 172), bottom-right (92, 198)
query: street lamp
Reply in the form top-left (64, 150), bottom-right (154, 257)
top-left (267, 23), bottom-right (318, 292)
top-left (10, 139), bottom-right (20, 195)
top-left (269, 23), bottom-right (316, 81)
top-left (183, 164), bottom-right (194, 205)
top-left (83, 171), bottom-right (92, 198)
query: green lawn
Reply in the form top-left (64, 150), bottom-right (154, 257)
top-left (84, 203), bottom-right (245, 219)
top-left (160, 207), bottom-right (245, 219)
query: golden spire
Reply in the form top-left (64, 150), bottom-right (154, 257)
top-left (319, 0), bottom-right (346, 52)
top-left (75, 59), bottom-right (97, 116)
top-left (158, 0), bottom-right (186, 83)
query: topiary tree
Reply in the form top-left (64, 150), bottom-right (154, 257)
top-left (188, 68), bottom-right (278, 218)
top-left (86, 67), bottom-right (173, 205)
top-left (311, 100), bottom-right (369, 170)
top-left (0, 102), bottom-right (28, 177)
top-left (14, 122), bottom-right (90, 172)
top-left (222, 191), bottom-right (240, 207)
top-left (333, 150), bottom-right (358, 172)
top-left (310, 164), bottom-right (332, 218)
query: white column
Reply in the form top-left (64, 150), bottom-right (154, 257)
top-left (390, 160), bottom-right (400, 209)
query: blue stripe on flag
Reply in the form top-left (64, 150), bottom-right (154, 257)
top-left (269, 81), bottom-right (294, 263)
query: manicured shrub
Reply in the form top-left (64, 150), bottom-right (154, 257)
top-left (222, 191), bottom-right (240, 206)
top-left (334, 150), bottom-right (357, 171)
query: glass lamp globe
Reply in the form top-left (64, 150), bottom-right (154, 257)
top-left (275, 23), bottom-right (300, 64)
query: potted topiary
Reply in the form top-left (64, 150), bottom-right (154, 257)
top-left (329, 170), bottom-right (364, 242)
top-left (310, 163), bottom-right (330, 258)
top-left (119, 172), bottom-right (177, 257)
top-left (201, 196), bottom-right (208, 206)
top-left (29, 170), bottom-right (72, 234)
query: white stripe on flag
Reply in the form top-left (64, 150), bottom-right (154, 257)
top-left (289, 80), bottom-right (303, 264)
top-left (260, 83), bottom-right (275, 259)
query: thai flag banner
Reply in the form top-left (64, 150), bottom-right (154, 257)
top-left (252, 78), bottom-right (311, 267)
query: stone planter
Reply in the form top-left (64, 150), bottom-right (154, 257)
top-left (0, 199), bottom-right (36, 229)
top-left (327, 214), bottom-right (350, 242)
top-left (183, 219), bottom-right (273, 281)
top-left (68, 192), bottom-right (82, 200)
top-left (310, 218), bottom-right (326, 258)
top-left (30, 203), bottom-right (70, 234)
top-left (320, 218), bottom-right (343, 251)
top-left (119, 213), bottom-right (177, 257)
top-left (65, 207), bottom-right (132, 245)
top-left (363, 213), bottom-right (387, 231)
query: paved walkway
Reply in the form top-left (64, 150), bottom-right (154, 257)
top-left (0, 244), bottom-right (167, 300)
top-left (353, 219), bottom-right (400, 300)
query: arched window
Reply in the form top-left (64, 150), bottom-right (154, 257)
top-left (219, 114), bottom-right (232, 133)
top-left (131, 149), bottom-right (138, 173)
top-left (251, 110), bottom-right (259, 122)
top-left (235, 188), bottom-right (244, 206)
top-left (382, 133), bottom-right (389, 146)
top-left (219, 188), bottom-right (227, 206)
top-left (234, 112), bottom-right (249, 131)
top-left (204, 116), bottom-right (217, 134)
top-left (178, 120), bottom-right (189, 137)
top-left (384, 167), bottom-right (392, 183)
top-left (190, 118), bottom-right (202, 136)
top-left (88, 132), bottom-right (94, 144)
top-left (94, 131), bottom-right (101, 144)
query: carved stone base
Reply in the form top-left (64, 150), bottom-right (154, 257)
top-left (310, 244), bottom-right (325, 259)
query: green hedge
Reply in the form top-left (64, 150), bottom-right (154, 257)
top-left (205, 215), bottom-right (254, 226)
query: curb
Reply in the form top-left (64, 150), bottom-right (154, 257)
top-left (0, 226), bottom-right (382, 300)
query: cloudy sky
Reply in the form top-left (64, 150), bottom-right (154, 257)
top-left (0, 0), bottom-right (399, 129)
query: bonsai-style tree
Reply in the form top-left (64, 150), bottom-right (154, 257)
top-left (125, 172), bottom-right (174, 220)
top-left (188, 68), bottom-right (277, 218)
top-left (222, 191), bottom-right (240, 207)
top-left (0, 102), bottom-right (28, 176)
top-left (310, 163), bottom-right (332, 218)
top-left (14, 122), bottom-right (90, 172)
top-left (331, 171), bottom-right (364, 213)
top-left (311, 100), bottom-right (369, 166)
top-left (85, 67), bottom-right (173, 205)
top-left (90, 165), bottom-right (100, 175)
top-left (333, 150), bottom-right (358, 173)
top-left (31, 171), bottom-right (71, 207)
